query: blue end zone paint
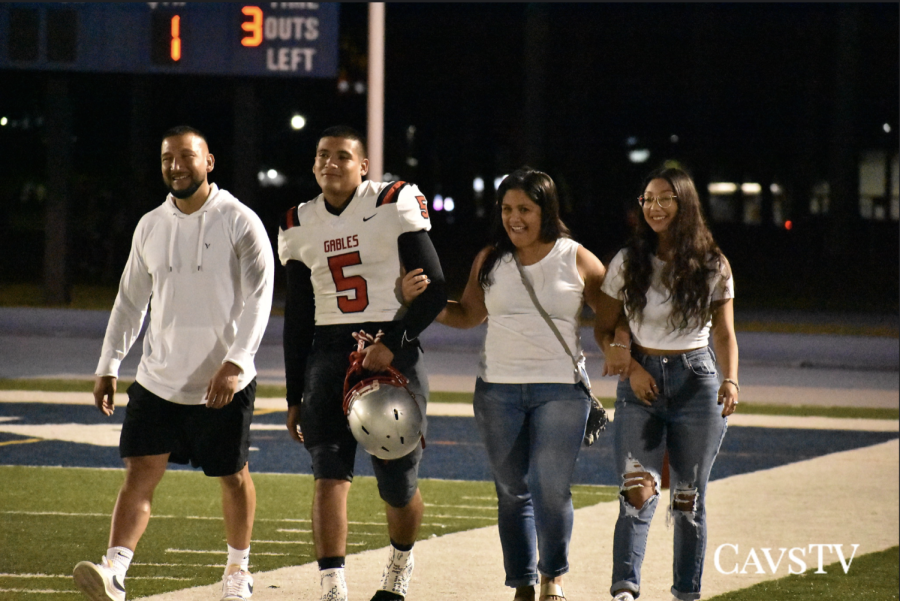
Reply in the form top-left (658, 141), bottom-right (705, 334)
top-left (1, 404), bottom-right (897, 485)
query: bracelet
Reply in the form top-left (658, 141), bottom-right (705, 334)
top-left (608, 342), bottom-right (629, 350)
top-left (722, 378), bottom-right (740, 392)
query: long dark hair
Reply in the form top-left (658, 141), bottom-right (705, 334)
top-left (621, 167), bottom-right (730, 330)
top-left (477, 167), bottom-right (571, 288)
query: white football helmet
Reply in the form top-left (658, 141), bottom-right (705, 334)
top-left (343, 354), bottom-right (424, 460)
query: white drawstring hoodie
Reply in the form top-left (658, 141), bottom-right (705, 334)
top-left (96, 184), bottom-right (275, 404)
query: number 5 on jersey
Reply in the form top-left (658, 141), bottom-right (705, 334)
top-left (327, 252), bottom-right (369, 313)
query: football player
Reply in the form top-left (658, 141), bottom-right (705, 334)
top-left (278, 125), bottom-right (446, 601)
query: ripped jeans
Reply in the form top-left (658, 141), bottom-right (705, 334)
top-left (610, 347), bottom-right (727, 601)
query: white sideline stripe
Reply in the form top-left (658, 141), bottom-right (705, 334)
top-left (277, 529), bottom-right (384, 537)
top-left (0, 589), bottom-right (70, 594)
top-left (166, 549), bottom-right (290, 557)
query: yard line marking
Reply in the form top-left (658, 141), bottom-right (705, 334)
top-left (0, 573), bottom-right (70, 578)
top-left (1, 510), bottom-right (109, 517)
top-left (132, 563), bottom-right (221, 568)
top-left (0, 510), bottom-right (220, 520)
top-left (461, 496), bottom-right (495, 501)
top-left (0, 437), bottom-right (42, 447)
top-left (425, 503), bottom-right (494, 510)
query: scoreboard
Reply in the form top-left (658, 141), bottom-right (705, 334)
top-left (0, 2), bottom-right (339, 77)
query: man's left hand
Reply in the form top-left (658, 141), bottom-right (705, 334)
top-left (206, 361), bottom-right (242, 409)
top-left (360, 342), bottom-right (394, 372)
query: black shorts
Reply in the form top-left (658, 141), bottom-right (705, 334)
top-left (120, 380), bottom-right (256, 477)
top-left (300, 323), bottom-right (428, 506)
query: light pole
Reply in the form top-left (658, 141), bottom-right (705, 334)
top-left (367, 2), bottom-right (385, 181)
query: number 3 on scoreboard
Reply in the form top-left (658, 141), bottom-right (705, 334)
top-left (327, 252), bottom-right (369, 313)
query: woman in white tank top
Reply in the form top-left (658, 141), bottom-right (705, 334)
top-left (410, 168), bottom-right (607, 601)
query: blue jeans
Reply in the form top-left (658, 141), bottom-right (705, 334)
top-left (610, 347), bottom-right (727, 601)
top-left (473, 378), bottom-right (591, 588)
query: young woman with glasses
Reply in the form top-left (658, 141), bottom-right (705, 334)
top-left (594, 166), bottom-right (739, 601)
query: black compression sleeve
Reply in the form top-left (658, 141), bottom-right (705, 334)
top-left (283, 259), bottom-right (316, 407)
top-left (381, 230), bottom-right (448, 354)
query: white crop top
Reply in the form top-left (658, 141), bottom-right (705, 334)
top-left (479, 237), bottom-right (584, 384)
top-left (601, 249), bottom-right (734, 350)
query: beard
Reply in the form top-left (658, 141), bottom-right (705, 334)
top-left (166, 176), bottom-right (204, 199)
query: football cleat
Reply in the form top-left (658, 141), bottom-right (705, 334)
top-left (73, 557), bottom-right (126, 601)
top-left (220, 568), bottom-right (253, 600)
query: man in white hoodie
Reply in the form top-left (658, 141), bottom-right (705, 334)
top-left (73, 126), bottom-right (274, 601)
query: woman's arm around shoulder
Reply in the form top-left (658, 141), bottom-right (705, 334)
top-left (576, 245), bottom-right (606, 315)
top-left (436, 246), bottom-right (491, 329)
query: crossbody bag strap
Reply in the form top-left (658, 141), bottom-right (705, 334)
top-left (512, 251), bottom-right (582, 375)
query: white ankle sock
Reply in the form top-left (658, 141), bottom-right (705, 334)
top-left (105, 546), bottom-right (133, 577)
top-left (320, 567), bottom-right (348, 601)
top-left (226, 544), bottom-right (250, 573)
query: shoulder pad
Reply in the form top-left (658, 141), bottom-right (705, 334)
top-left (376, 181), bottom-right (409, 207)
top-left (280, 206), bottom-right (301, 231)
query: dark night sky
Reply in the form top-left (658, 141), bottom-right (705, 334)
top-left (0, 3), bottom-right (897, 308)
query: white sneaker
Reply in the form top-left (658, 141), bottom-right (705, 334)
top-left (612, 593), bottom-right (635, 601)
top-left (73, 557), bottom-right (126, 601)
top-left (221, 568), bottom-right (253, 600)
top-left (320, 568), bottom-right (348, 601)
top-left (378, 547), bottom-right (414, 598)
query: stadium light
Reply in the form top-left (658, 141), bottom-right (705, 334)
top-left (290, 114), bottom-right (306, 130)
top-left (708, 182), bottom-right (738, 194)
top-left (433, 194), bottom-right (444, 211)
top-left (444, 197), bottom-right (455, 212)
top-left (628, 149), bottom-right (650, 163)
top-left (473, 177), bottom-right (484, 193)
top-left (741, 183), bottom-right (762, 195)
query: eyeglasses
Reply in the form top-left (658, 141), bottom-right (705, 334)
top-left (638, 194), bottom-right (677, 209)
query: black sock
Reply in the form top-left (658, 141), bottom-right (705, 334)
top-left (370, 591), bottom-right (404, 601)
top-left (389, 539), bottom-right (413, 553)
top-left (317, 556), bottom-right (345, 571)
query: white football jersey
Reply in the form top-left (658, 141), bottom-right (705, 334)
top-left (278, 180), bottom-right (431, 325)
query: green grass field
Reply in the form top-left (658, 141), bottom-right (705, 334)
top-left (0, 465), bottom-right (614, 599)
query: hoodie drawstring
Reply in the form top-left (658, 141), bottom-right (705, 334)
top-left (168, 209), bottom-right (208, 272)
top-left (195, 211), bottom-right (207, 271)
top-left (168, 214), bottom-right (179, 272)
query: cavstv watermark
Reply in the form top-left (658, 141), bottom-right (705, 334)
top-left (714, 544), bottom-right (860, 575)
